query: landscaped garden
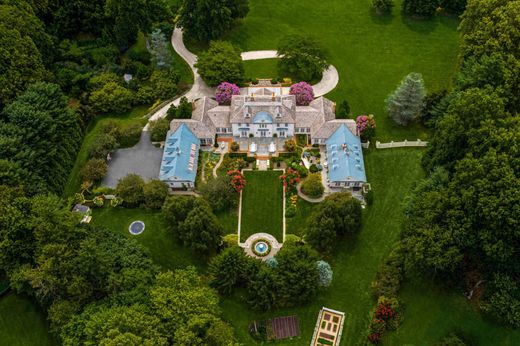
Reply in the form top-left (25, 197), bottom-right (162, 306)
top-left (240, 170), bottom-right (284, 242)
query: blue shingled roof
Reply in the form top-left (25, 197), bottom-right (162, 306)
top-left (253, 111), bottom-right (273, 123)
top-left (326, 124), bottom-right (366, 183)
top-left (159, 124), bottom-right (199, 183)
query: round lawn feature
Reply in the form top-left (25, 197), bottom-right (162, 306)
top-left (128, 220), bottom-right (145, 235)
top-left (252, 238), bottom-right (272, 257)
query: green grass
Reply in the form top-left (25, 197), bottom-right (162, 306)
top-left (212, 0), bottom-right (461, 141)
top-left (91, 207), bottom-right (207, 270)
top-left (244, 59), bottom-right (279, 80)
top-left (240, 170), bottom-right (284, 242)
top-left (286, 198), bottom-right (318, 236)
top-left (216, 209), bottom-right (239, 235)
top-left (385, 279), bottom-right (520, 345)
top-left (0, 294), bottom-right (57, 346)
top-left (221, 149), bottom-right (426, 344)
top-left (63, 106), bottom-right (149, 198)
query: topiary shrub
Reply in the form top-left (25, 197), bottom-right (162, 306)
top-left (316, 260), bottom-right (333, 287)
top-left (215, 82), bottom-right (240, 105)
top-left (230, 141), bottom-right (239, 152)
top-left (301, 173), bottom-right (324, 198)
top-left (289, 82), bottom-right (314, 106)
top-left (309, 164), bottom-right (318, 173)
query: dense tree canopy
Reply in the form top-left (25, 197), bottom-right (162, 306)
top-left (277, 34), bottom-right (329, 82)
top-left (400, 0), bottom-right (520, 328)
top-left (178, 0), bottom-right (249, 42)
top-left (0, 83), bottom-right (82, 194)
top-left (195, 41), bottom-right (245, 86)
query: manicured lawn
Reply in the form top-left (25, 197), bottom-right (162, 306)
top-left (216, 209), bottom-right (239, 235)
top-left (221, 149), bottom-right (426, 344)
top-left (385, 278), bottom-right (520, 345)
top-left (286, 198), bottom-right (318, 236)
top-left (217, 0), bottom-right (460, 141)
top-left (91, 207), bottom-right (207, 270)
top-left (244, 59), bottom-right (279, 80)
top-left (240, 170), bottom-right (284, 242)
top-left (0, 294), bottom-right (57, 346)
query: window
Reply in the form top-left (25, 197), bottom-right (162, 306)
top-left (241, 131), bottom-right (248, 137)
top-left (200, 138), bottom-right (207, 145)
top-left (260, 124), bottom-right (267, 128)
top-left (279, 131), bottom-right (286, 137)
top-left (285, 123), bottom-right (288, 127)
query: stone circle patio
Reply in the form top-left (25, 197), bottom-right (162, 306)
top-left (241, 232), bottom-right (282, 260)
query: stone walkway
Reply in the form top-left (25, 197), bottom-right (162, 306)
top-left (241, 232), bottom-right (282, 260)
top-left (212, 142), bottom-right (228, 178)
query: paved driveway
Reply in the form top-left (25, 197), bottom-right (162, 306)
top-left (102, 131), bottom-right (163, 188)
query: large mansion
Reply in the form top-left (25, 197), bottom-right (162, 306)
top-left (160, 87), bottom-right (367, 190)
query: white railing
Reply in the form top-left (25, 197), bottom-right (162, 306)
top-left (361, 141), bottom-right (370, 149)
top-left (376, 139), bottom-right (428, 149)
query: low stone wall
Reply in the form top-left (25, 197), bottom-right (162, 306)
top-left (376, 139), bottom-right (428, 149)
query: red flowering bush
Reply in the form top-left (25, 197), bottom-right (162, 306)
top-left (216, 82), bottom-right (240, 105)
top-left (367, 296), bottom-right (401, 343)
top-left (289, 82), bottom-right (314, 106)
top-left (356, 114), bottom-right (376, 141)
top-left (279, 168), bottom-right (300, 194)
top-left (227, 170), bottom-right (246, 192)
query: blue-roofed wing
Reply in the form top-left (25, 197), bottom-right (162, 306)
top-left (159, 124), bottom-right (199, 184)
top-left (326, 124), bottom-right (367, 184)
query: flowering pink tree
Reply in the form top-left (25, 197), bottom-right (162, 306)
top-left (215, 82), bottom-right (240, 105)
top-left (289, 82), bottom-right (314, 106)
top-left (356, 114), bottom-right (376, 141)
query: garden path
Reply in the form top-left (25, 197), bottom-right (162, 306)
top-left (212, 142), bottom-right (229, 178)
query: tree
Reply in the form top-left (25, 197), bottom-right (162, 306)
top-left (0, 27), bottom-right (45, 107)
top-left (306, 193), bottom-right (362, 253)
top-left (89, 133), bottom-right (118, 159)
top-left (336, 100), bottom-right (350, 118)
top-left (200, 175), bottom-right (238, 212)
top-left (481, 273), bottom-right (520, 328)
top-left (143, 179), bottom-right (169, 209)
top-left (116, 174), bottom-right (145, 207)
top-left (81, 159), bottom-right (107, 182)
top-left (178, 0), bottom-right (249, 42)
top-left (301, 173), bottom-right (325, 198)
top-left (175, 96), bottom-right (193, 118)
top-left (289, 82), bottom-right (315, 106)
top-left (150, 68), bottom-right (180, 100)
top-left (356, 114), bottom-right (376, 141)
top-left (277, 34), bottom-right (329, 82)
top-left (149, 29), bottom-right (171, 69)
top-left (104, 0), bottom-right (170, 50)
top-left (163, 196), bottom-right (223, 252)
top-left (386, 73), bottom-right (426, 126)
top-left (195, 41), bottom-right (245, 86)
top-left (275, 244), bottom-right (320, 306)
top-left (316, 260), bottom-right (333, 287)
top-left (89, 82), bottom-right (134, 114)
top-left (150, 118), bottom-right (170, 142)
top-left (372, 0), bottom-right (394, 15)
top-left (61, 304), bottom-right (168, 346)
top-left (209, 247), bottom-right (251, 295)
top-left (402, 0), bottom-right (440, 18)
top-left (179, 203), bottom-right (223, 253)
top-left (0, 83), bottom-right (82, 194)
top-left (440, 0), bottom-right (467, 15)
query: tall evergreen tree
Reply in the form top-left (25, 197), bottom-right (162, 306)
top-left (386, 72), bottom-right (426, 126)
